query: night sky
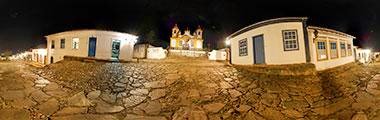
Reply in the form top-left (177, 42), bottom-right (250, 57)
top-left (0, 0), bottom-right (379, 53)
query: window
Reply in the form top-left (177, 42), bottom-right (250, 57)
top-left (72, 38), bottom-right (79, 49)
top-left (330, 42), bottom-right (338, 59)
top-left (316, 41), bottom-right (327, 60)
top-left (60, 39), bottom-right (65, 49)
top-left (51, 40), bottom-right (55, 49)
top-left (282, 30), bottom-right (299, 51)
top-left (340, 42), bottom-right (346, 57)
top-left (347, 44), bottom-right (352, 56)
top-left (239, 39), bottom-right (248, 56)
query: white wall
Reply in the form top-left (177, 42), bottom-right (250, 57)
top-left (355, 49), bottom-right (371, 64)
top-left (133, 44), bottom-right (147, 58)
top-left (31, 49), bottom-right (47, 64)
top-left (169, 49), bottom-right (206, 57)
top-left (147, 47), bottom-right (167, 59)
top-left (46, 30), bottom-right (137, 64)
top-left (208, 50), bottom-right (227, 60)
top-left (230, 22), bottom-right (306, 65)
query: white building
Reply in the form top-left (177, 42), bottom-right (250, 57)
top-left (355, 48), bottom-right (371, 64)
top-left (45, 30), bottom-right (138, 64)
top-left (147, 47), bottom-right (167, 59)
top-left (11, 51), bottom-right (33, 61)
top-left (133, 44), bottom-right (167, 59)
top-left (31, 49), bottom-right (47, 64)
top-left (133, 43), bottom-right (153, 59)
top-left (227, 17), bottom-right (356, 70)
top-left (208, 49), bottom-right (227, 61)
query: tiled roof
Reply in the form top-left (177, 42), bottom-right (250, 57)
top-left (227, 17), bottom-right (308, 39)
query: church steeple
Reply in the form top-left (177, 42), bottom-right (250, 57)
top-left (172, 24), bottom-right (179, 37)
top-left (195, 25), bottom-right (203, 39)
top-left (184, 27), bottom-right (191, 35)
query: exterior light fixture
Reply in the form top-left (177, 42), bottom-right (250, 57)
top-left (313, 29), bottom-right (319, 43)
top-left (225, 38), bottom-right (231, 46)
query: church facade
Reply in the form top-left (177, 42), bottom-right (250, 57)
top-left (170, 24), bottom-right (204, 50)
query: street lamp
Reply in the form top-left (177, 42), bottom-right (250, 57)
top-left (225, 38), bottom-right (231, 46)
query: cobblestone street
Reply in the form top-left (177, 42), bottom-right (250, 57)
top-left (1, 58), bottom-right (380, 120)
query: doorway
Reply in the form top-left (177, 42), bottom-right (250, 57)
top-left (50, 56), bottom-right (53, 64)
top-left (253, 35), bottom-right (265, 64)
top-left (111, 40), bottom-right (121, 59)
top-left (88, 37), bottom-right (97, 57)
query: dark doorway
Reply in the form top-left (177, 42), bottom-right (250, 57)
top-left (88, 37), bottom-right (97, 57)
top-left (111, 40), bottom-right (121, 59)
top-left (253, 35), bottom-right (265, 64)
top-left (50, 56), bottom-right (53, 64)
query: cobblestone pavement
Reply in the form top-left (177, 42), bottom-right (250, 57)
top-left (1, 58), bottom-right (380, 120)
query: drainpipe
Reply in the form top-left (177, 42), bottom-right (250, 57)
top-left (46, 38), bottom-right (52, 64)
top-left (226, 47), bottom-right (231, 64)
top-left (302, 20), bottom-right (311, 63)
top-left (225, 38), bottom-right (232, 64)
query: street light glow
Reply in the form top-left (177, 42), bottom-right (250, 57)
top-left (225, 39), bottom-right (230, 46)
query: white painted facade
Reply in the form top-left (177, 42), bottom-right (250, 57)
top-left (133, 44), bottom-right (153, 59)
top-left (227, 17), bottom-right (356, 70)
top-left (147, 47), bottom-right (167, 59)
top-left (10, 51), bottom-right (33, 61)
top-left (45, 30), bottom-right (138, 64)
top-left (229, 22), bottom-right (306, 65)
top-left (355, 48), bottom-right (371, 64)
top-left (31, 49), bottom-right (47, 64)
top-left (307, 26), bottom-right (355, 70)
top-left (208, 49), bottom-right (227, 61)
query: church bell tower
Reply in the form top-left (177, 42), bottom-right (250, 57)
top-left (195, 25), bottom-right (203, 39)
top-left (172, 24), bottom-right (179, 37)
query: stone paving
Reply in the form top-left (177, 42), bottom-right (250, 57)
top-left (1, 58), bottom-right (380, 120)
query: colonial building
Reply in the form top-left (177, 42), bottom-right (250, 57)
top-left (355, 48), bottom-right (372, 64)
top-left (133, 43), bottom-right (167, 59)
top-left (208, 49), bottom-right (227, 61)
top-left (227, 17), bottom-right (356, 70)
top-left (45, 30), bottom-right (138, 64)
top-left (31, 49), bottom-right (47, 64)
top-left (30, 44), bottom-right (47, 64)
top-left (170, 24), bottom-right (204, 50)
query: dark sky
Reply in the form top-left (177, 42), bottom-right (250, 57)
top-left (0, 0), bottom-right (379, 53)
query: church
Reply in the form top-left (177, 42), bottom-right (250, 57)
top-left (170, 24), bottom-right (204, 50)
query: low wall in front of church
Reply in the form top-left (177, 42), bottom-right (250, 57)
top-left (169, 49), bottom-right (207, 57)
